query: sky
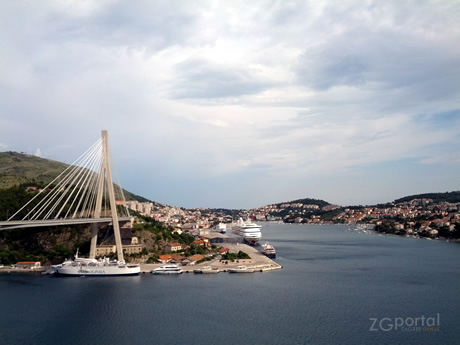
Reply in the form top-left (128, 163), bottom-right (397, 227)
top-left (1, 0), bottom-right (459, 209)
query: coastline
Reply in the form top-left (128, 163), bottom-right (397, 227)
top-left (0, 241), bottom-right (282, 275)
top-left (141, 241), bottom-right (282, 274)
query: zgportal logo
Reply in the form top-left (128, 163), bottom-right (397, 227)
top-left (369, 314), bottom-right (440, 332)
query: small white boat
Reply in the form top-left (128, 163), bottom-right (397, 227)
top-left (194, 266), bottom-right (219, 274)
top-left (151, 264), bottom-right (183, 275)
top-left (228, 265), bottom-right (254, 273)
top-left (212, 223), bottom-right (227, 234)
top-left (261, 242), bottom-right (276, 258)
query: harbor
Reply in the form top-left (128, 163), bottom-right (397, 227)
top-left (140, 240), bottom-right (282, 274)
top-left (0, 227), bottom-right (282, 276)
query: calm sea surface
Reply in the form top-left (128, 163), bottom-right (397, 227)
top-left (1, 224), bottom-right (459, 345)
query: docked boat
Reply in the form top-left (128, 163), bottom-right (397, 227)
top-left (151, 264), bottom-right (183, 275)
top-left (53, 250), bottom-right (140, 276)
top-left (193, 266), bottom-right (219, 274)
top-left (261, 242), bottom-right (276, 258)
top-left (228, 265), bottom-right (254, 273)
top-left (211, 222), bottom-right (227, 234)
top-left (232, 218), bottom-right (262, 245)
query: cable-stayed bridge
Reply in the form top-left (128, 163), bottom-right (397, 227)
top-left (0, 130), bottom-right (130, 261)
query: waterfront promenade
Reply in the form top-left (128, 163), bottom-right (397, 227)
top-left (140, 241), bottom-right (282, 274)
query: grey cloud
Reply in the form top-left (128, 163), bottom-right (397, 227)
top-left (170, 59), bottom-right (275, 99)
top-left (293, 0), bottom-right (460, 96)
top-left (42, 1), bottom-right (200, 52)
top-left (295, 28), bottom-right (460, 92)
top-left (267, 1), bottom-right (311, 27)
top-left (296, 48), bottom-right (370, 90)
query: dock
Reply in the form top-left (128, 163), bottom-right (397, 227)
top-left (140, 240), bottom-right (282, 274)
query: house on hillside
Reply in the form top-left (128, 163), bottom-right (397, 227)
top-left (193, 238), bottom-right (210, 249)
top-left (96, 245), bottom-right (116, 257)
top-left (165, 242), bottom-right (183, 253)
top-left (158, 254), bottom-right (184, 263)
top-left (182, 254), bottom-right (204, 266)
top-left (96, 229), bottom-right (143, 256)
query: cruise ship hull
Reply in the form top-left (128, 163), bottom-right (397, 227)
top-left (54, 264), bottom-right (140, 276)
top-left (262, 251), bottom-right (276, 259)
top-left (243, 237), bottom-right (261, 246)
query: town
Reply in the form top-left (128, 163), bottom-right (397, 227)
top-left (126, 194), bottom-right (460, 241)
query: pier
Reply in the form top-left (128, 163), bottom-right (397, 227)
top-left (139, 241), bottom-right (282, 274)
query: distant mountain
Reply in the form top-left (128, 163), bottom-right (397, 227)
top-left (0, 151), bottom-right (150, 203)
top-left (277, 197), bottom-right (331, 208)
top-left (394, 191), bottom-right (460, 204)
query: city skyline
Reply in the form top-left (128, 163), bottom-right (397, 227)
top-left (0, 1), bottom-right (459, 209)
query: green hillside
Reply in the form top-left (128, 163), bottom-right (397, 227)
top-left (394, 191), bottom-right (460, 204)
top-left (275, 197), bottom-right (330, 208)
top-left (0, 152), bottom-right (68, 189)
top-left (0, 151), bottom-right (150, 203)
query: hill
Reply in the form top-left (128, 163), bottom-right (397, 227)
top-left (0, 151), bottom-right (150, 203)
top-left (0, 152), bottom-right (68, 189)
top-left (394, 191), bottom-right (460, 204)
top-left (275, 197), bottom-right (330, 208)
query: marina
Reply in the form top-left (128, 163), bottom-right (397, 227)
top-left (123, 239), bottom-right (281, 274)
top-left (138, 237), bottom-right (282, 274)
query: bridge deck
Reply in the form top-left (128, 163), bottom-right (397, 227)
top-left (0, 217), bottom-right (132, 230)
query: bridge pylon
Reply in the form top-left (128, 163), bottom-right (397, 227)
top-left (89, 130), bottom-right (124, 261)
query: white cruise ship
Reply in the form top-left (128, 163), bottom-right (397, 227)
top-left (151, 264), bottom-right (183, 275)
top-left (232, 218), bottom-right (262, 245)
top-left (53, 250), bottom-right (140, 276)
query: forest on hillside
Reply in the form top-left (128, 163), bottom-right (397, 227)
top-left (394, 191), bottom-right (460, 204)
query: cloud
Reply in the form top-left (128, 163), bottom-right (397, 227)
top-left (295, 16), bottom-right (460, 95)
top-left (44, 1), bottom-right (200, 50)
top-left (0, 0), bottom-right (459, 208)
top-left (169, 58), bottom-right (277, 100)
top-left (420, 152), bottom-right (460, 165)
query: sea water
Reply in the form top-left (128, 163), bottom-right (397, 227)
top-left (1, 224), bottom-right (459, 345)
